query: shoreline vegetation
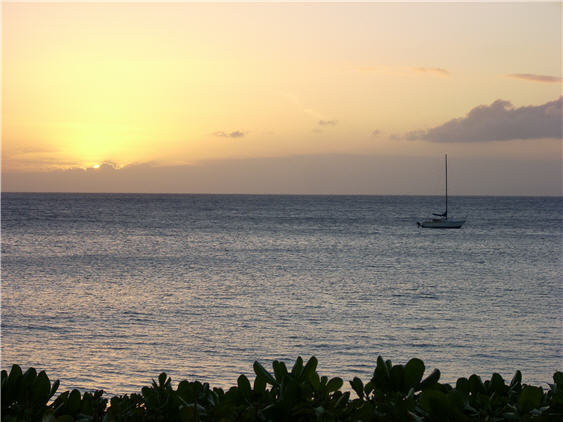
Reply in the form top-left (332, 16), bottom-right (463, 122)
top-left (2, 357), bottom-right (562, 421)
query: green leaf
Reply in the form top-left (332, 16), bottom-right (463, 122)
top-left (373, 356), bottom-right (392, 391)
top-left (51, 391), bottom-right (69, 414)
top-left (49, 379), bottom-right (60, 401)
top-left (303, 356), bottom-right (318, 382)
top-left (41, 409), bottom-right (56, 422)
top-left (419, 369), bottom-right (441, 390)
top-left (390, 364), bottom-right (404, 392)
top-left (253, 361), bottom-right (277, 386)
top-left (326, 377), bottom-right (343, 393)
top-left (32, 371), bottom-right (51, 404)
top-left (468, 374), bottom-right (485, 395)
top-left (272, 361), bottom-right (288, 382)
top-left (314, 405), bottom-right (325, 417)
top-left (309, 372), bottom-right (321, 392)
top-left (158, 372), bottom-right (169, 388)
top-left (237, 374), bottom-right (251, 398)
top-left (66, 389), bottom-right (82, 415)
top-left (455, 377), bottom-right (470, 396)
top-left (23, 367), bottom-right (38, 379)
top-left (419, 389), bottom-right (450, 418)
top-left (519, 385), bottom-right (543, 413)
top-left (22, 367), bottom-right (38, 393)
top-left (350, 377), bottom-right (364, 399)
top-left (553, 371), bottom-right (563, 387)
top-left (177, 380), bottom-right (195, 403)
top-left (404, 358), bottom-right (425, 391)
top-left (282, 377), bottom-right (301, 407)
top-left (446, 390), bottom-right (466, 415)
top-left (490, 373), bottom-right (506, 395)
top-left (335, 391), bottom-right (350, 408)
top-left (510, 370), bottom-right (522, 390)
top-left (291, 357), bottom-right (304, 378)
top-left (4, 365), bottom-right (22, 404)
top-left (9, 365), bottom-right (22, 382)
top-left (253, 375), bottom-right (266, 393)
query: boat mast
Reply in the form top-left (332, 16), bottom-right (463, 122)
top-left (445, 154), bottom-right (448, 218)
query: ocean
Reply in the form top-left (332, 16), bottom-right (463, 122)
top-left (1, 193), bottom-right (561, 394)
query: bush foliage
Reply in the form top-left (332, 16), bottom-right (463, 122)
top-left (2, 356), bottom-right (562, 421)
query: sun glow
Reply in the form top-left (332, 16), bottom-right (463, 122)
top-left (2, 2), bottom-right (561, 186)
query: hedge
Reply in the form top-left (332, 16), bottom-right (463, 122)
top-left (2, 356), bottom-right (562, 421)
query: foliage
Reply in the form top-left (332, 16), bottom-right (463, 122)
top-left (2, 358), bottom-right (562, 421)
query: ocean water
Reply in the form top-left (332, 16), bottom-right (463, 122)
top-left (1, 193), bottom-right (561, 394)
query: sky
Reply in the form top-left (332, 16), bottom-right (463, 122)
top-left (1, 1), bottom-right (562, 195)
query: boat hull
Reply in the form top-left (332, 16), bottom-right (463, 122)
top-left (417, 219), bottom-right (465, 229)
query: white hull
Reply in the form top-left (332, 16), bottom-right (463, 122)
top-left (417, 218), bottom-right (465, 229)
top-left (417, 155), bottom-right (466, 229)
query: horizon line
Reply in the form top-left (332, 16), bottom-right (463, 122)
top-left (2, 191), bottom-right (561, 198)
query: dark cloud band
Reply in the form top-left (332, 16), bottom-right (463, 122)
top-left (404, 97), bottom-right (562, 142)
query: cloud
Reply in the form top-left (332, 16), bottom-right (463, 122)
top-left (371, 129), bottom-right (382, 138)
top-left (411, 67), bottom-right (450, 77)
top-left (358, 65), bottom-right (450, 77)
top-left (272, 92), bottom-right (328, 123)
top-left (506, 73), bottom-right (563, 83)
top-left (2, 155), bottom-right (561, 196)
top-left (92, 161), bottom-right (119, 171)
top-left (318, 119), bottom-right (337, 126)
top-left (404, 97), bottom-right (562, 142)
top-left (2, 150), bottom-right (81, 171)
top-left (212, 130), bottom-right (245, 138)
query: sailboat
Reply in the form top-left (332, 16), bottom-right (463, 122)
top-left (417, 155), bottom-right (466, 229)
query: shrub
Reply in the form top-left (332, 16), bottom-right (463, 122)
top-left (2, 357), bottom-right (562, 421)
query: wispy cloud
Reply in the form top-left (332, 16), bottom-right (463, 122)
top-left (371, 129), bottom-right (382, 138)
top-left (506, 73), bottom-right (562, 83)
top-left (357, 66), bottom-right (380, 72)
top-left (411, 67), bottom-right (449, 77)
top-left (303, 108), bottom-right (325, 121)
top-left (2, 147), bottom-right (79, 171)
top-left (212, 130), bottom-right (246, 138)
top-left (272, 91), bottom-right (329, 124)
top-left (358, 65), bottom-right (450, 77)
top-left (318, 120), bottom-right (337, 126)
top-left (403, 97), bottom-right (562, 142)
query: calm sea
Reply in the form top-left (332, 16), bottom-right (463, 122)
top-left (1, 193), bottom-right (561, 394)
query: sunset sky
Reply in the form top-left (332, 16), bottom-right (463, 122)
top-left (2, 2), bottom-right (561, 194)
